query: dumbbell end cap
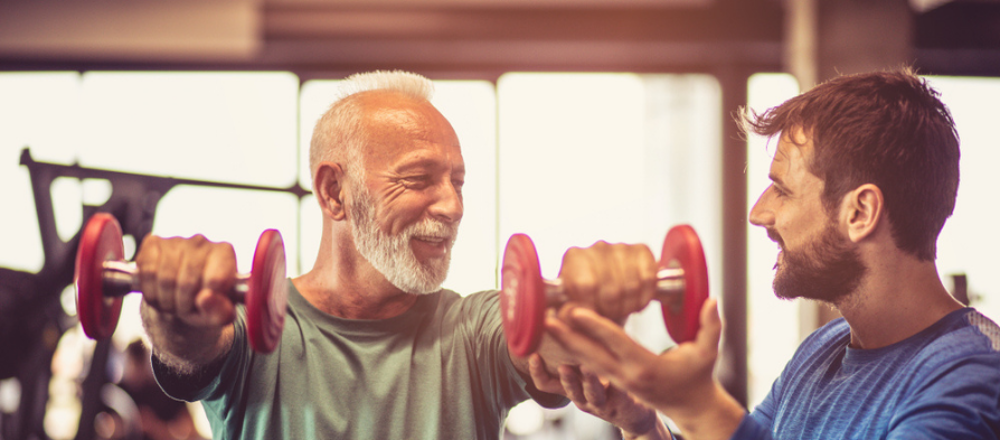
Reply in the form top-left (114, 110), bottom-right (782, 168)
top-left (500, 234), bottom-right (546, 357)
top-left (75, 213), bottom-right (125, 340)
top-left (245, 229), bottom-right (288, 354)
top-left (660, 225), bottom-right (709, 344)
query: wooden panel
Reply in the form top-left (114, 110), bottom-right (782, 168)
top-left (0, 0), bottom-right (261, 61)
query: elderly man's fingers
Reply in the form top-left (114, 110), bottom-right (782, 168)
top-left (598, 244), bottom-right (628, 320)
top-left (578, 367), bottom-right (607, 407)
top-left (559, 246), bottom-right (602, 312)
top-left (136, 234), bottom-right (162, 310)
top-left (558, 365), bottom-right (587, 405)
top-left (615, 244), bottom-right (657, 317)
top-left (528, 354), bottom-right (565, 396)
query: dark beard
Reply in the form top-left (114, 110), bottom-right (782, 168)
top-left (772, 223), bottom-right (867, 303)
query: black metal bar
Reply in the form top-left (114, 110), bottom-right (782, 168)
top-left (74, 339), bottom-right (112, 440)
top-left (717, 66), bottom-right (750, 408)
top-left (19, 148), bottom-right (311, 199)
top-left (11, 147), bottom-right (312, 440)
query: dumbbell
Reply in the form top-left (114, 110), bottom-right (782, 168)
top-left (74, 213), bottom-right (288, 353)
top-left (500, 225), bottom-right (709, 357)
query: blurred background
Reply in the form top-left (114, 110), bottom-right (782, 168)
top-left (1, 0), bottom-right (998, 438)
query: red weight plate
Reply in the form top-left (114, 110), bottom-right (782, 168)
top-left (246, 229), bottom-right (288, 353)
top-left (500, 234), bottom-right (546, 357)
top-left (75, 213), bottom-right (125, 340)
top-left (659, 225), bottom-right (709, 344)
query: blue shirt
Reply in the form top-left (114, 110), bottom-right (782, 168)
top-left (734, 308), bottom-right (1000, 439)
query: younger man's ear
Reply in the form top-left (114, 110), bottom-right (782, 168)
top-left (314, 162), bottom-right (348, 221)
top-left (843, 183), bottom-right (884, 243)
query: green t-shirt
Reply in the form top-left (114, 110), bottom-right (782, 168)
top-left (153, 280), bottom-right (566, 439)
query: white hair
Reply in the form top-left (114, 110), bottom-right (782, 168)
top-left (332, 70), bottom-right (434, 103)
top-left (309, 71), bottom-right (435, 181)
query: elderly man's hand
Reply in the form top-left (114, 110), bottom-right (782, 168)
top-left (558, 241), bottom-right (658, 323)
top-left (527, 354), bottom-right (672, 440)
top-left (136, 234), bottom-right (239, 329)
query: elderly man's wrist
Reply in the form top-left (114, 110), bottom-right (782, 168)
top-left (621, 414), bottom-right (672, 440)
top-left (622, 415), bottom-right (655, 438)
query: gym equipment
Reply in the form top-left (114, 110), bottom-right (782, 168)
top-left (74, 213), bottom-right (288, 353)
top-left (500, 225), bottom-right (709, 357)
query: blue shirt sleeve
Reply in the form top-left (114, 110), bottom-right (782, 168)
top-left (730, 414), bottom-right (774, 440)
top-left (731, 310), bottom-right (1000, 440)
top-left (886, 354), bottom-right (1000, 440)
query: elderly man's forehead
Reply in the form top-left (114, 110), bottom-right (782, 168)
top-left (349, 92), bottom-right (459, 153)
top-left (352, 93), bottom-right (439, 125)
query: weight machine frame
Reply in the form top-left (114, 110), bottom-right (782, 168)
top-left (0, 148), bottom-right (308, 440)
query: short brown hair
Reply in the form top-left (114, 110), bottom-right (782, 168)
top-left (741, 69), bottom-right (960, 261)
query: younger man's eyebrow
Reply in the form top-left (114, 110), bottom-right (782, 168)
top-left (768, 173), bottom-right (791, 193)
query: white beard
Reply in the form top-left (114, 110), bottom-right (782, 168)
top-left (349, 185), bottom-right (458, 294)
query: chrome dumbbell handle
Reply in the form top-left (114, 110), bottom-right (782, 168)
top-left (100, 260), bottom-right (250, 302)
top-left (541, 266), bottom-right (686, 306)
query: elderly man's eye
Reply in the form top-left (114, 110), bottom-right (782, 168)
top-left (401, 176), bottom-right (430, 188)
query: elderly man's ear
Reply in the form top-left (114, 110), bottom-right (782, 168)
top-left (315, 162), bottom-right (348, 221)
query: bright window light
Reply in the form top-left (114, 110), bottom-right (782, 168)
top-left (497, 71), bottom-right (722, 435)
top-left (497, 73), bottom-right (722, 273)
top-left (79, 71), bottom-right (299, 187)
top-left (499, 70), bottom-right (725, 431)
top-left (497, 72), bottom-right (722, 351)
top-left (925, 76), bottom-right (1000, 323)
top-left (745, 72), bottom-right (801, 410)
top-left (498, 72), bottom-right (649, 264)
top-left (153, 186), bottom-right (300, 275)
top-left (0, 71), bottom-right (81, 273)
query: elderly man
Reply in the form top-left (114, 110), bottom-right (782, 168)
top-left (542, 69), bottom-right (1000, 440)
top-left (136, 70), bottom-right (658, 439)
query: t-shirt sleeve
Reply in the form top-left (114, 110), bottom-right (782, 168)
top-left (729, 414), bottom-right (774, 440)
top-left (886, 354), bottom-right (1000, 440)
top-left (731, 365), bottom-right (780, 440)
top-left (466, 290), bottom-right (569, 410)
top-left (152, 307), bottom-right (253, 405)
top-left (746, 369), bottom-right (782, 433)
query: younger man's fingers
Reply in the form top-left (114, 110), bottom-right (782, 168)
top-left (545, 314), bottom-right (623, 379)
top-left (694, 298), bottom-right (723, 358)
top-left (557, 305), bottom-right (647, 362)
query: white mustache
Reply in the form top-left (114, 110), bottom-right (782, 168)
top-left (405, 219), bottom-right (458, 245)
